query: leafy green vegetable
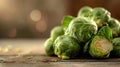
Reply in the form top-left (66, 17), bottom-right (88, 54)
top-left (92, 7), bottom-right (111, 28)
top-left (65, 18), bottom-right (97, 43)
top-left (111, 38), bottom-right (120, 57)
top-left (108, 18), bottom-right (120, 37)
top-left (44, 38), bottom-right (54, 56)
top-left (50, 26), bottom-right (64, 41)
top-left (97, 26), bottom-right (112, 40)
top-left (89, 36), bottom-right (113, 58)
top-left (62, 15), bottom-right (75, 31)
top-left (77, 6), bottom-right (93, 18)
top-left (54, 35), bottom-right (80, 60)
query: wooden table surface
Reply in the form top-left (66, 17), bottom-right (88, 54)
top-left (0, 39), bottom-right (119, 67)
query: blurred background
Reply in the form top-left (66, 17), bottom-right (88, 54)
top-left (0, 0), bottom-right (120, 38)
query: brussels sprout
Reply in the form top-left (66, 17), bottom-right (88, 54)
top-left (92, 7), bottom-right (111, 28)
top-left (50, 26), bottom-right (64, 41)
top-left (77, 6), bottom-right (93, 18)
top-left (108, 18), bottom-right (120, 37)
top-left (44, 38), bottom-right (54, 56)
top-left (89, 36), bottom-right (113, 58)
top-left (62, 15), bottom-right (75, 31)
top-left (97, 26), bottom-right (112, 40)
top-left (54, 35), bottom-right (80, 60)
top-left (111, 38), bottom-right (120, 57)
top-left (65, 18), bottom-right (97, 43)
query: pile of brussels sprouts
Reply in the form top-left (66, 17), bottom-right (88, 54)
top-left (44, 6), bottom-right (120, 60)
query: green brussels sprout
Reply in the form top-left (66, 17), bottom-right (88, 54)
top-left (77, 6), bottom-right (93, 18)
top-left (44, 38), bottom-right (54, 56)
top-left (50, 26), bottom-right (64, 41)
top-left (97, 26), bottom-right (112, 40)
top-left (54, 35), bottom-right (80, 60)
top-left (108, 18), bottom-right (120, 37)
top-left (89, 36), bottom-right (113, 58)
top-left (92, 7), bottom-right (111, 28)
top-left (111, 38), bottom-right (120, 57)
top-left (62, 15), bottom-right (75, 31)
top-left (65, 18), bottom-right (97, 43)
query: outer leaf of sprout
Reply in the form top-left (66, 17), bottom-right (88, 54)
top-left (62, 15), bottom-right (75, 31)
